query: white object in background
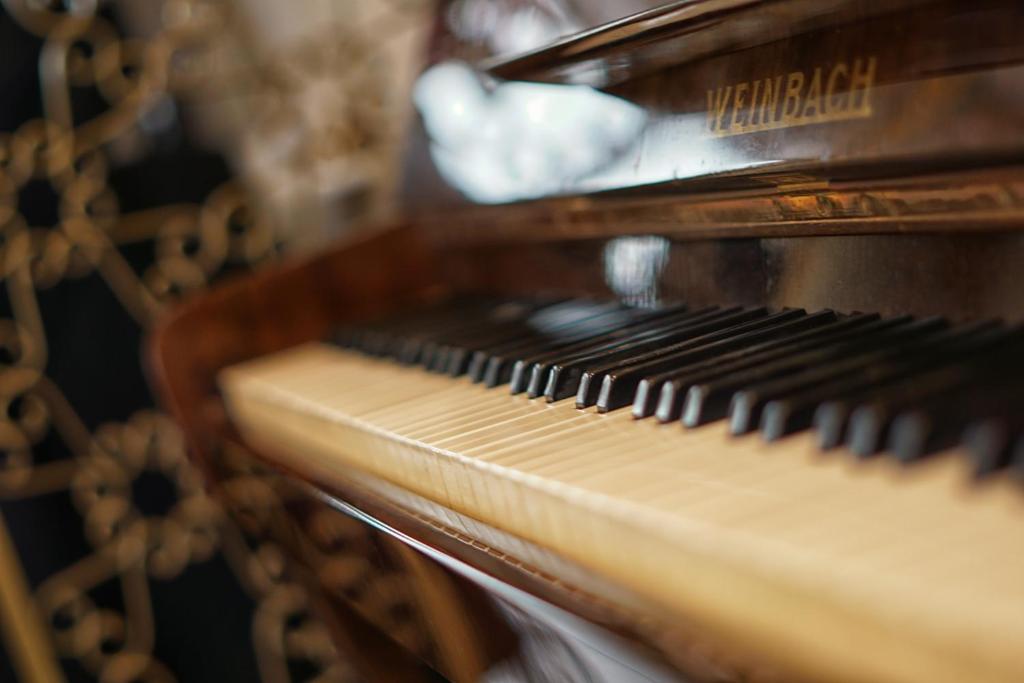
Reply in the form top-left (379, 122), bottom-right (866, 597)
top-left (414, 61), bottom-right (647, 203)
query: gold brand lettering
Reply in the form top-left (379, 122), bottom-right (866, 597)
top-left (782, 71), bottom-right (805, 120)
top-left (705, 55), bottom-right (876, 137)
top-left (848, 56), bottom-right (877, 111)
top-left (759, 76), bottom-right (782, 127)
top-left (706, 89), bottom-right (716, 131)
top-left (747, 79), bottom-right (761, 125)
top-left (716, 85), bottom-right (733, 130)
top-left (731, 82), bottom-right (749, 130)
top-left (825, 63), bottom-right (848, 114)
top-left (801, 67), bottom-right (823, 118)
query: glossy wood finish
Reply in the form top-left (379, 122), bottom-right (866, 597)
top-left (418, 165), bottom-right (1024, 244)
top-left (440, 231), bottom-right (1024, 323)
top-left (150, 1), bottom-right (1024, 681)
top-left (149, 220), bottom-right (1024, 682)
top-left (147, 236), bottom-right (720, 681)
top-left (484, 0), bottom-right (928, 86)
top-left (148, 224), bottom-right (442, 474)
top-left (410, 0), bottom-right (1024, 207)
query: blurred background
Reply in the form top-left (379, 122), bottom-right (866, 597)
top-left (0, 1), bottom-right (432, 681)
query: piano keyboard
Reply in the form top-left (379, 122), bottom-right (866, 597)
top-left (221, 298), bottom-right (1024, 683)
top-left (337, 298), bottom-right (1024, 472)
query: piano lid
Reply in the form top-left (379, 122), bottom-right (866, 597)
top-left (404, 0), bottom-right (1024, 207)
top-left (480, 0), bottom-right (933, 87)
top-left (438, 0), bottom-right (671, 65)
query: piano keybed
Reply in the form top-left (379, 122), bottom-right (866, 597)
top-left (220, 298), bottom-right (1024, 683)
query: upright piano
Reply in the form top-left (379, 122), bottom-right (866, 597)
top-left (150, 1), bottom-right (1024, 681)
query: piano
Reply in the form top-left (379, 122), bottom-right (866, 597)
top-left (149, 1), bottom-right (1024, 681)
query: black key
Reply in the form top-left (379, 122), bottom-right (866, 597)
top-left (483, 310), bottom-right (647, 386)
top-left (682, 316), bottom-right (918, 429)
top-left (658, 314), bottom-right (881, 425)
top-left (510, 304), bottom-right (697, 395)
top-left (572, 307), bottom-right (773, 409)
top-left (963, 416), bottom-right (1024, 477)
top-left (759, 321), bottom-right (1006, 442)
top-left (593, 310), bottom-right (825, 412)
top-left (886, 371), bottom-right (1024, 462)
top-left (465, 302), bottom-right (629, 382)
top-left (630, 310), bottom-right (841, 419)
top-left (481, 306), bottom-right (646, 387)
top-left (420, 299), bottom-right (570, 371)
top-left (843, 331), bottom-right (1024, 457)
top-left (395, 300), bottom-right (512, 364)
top-left (515, 304), bottom-right (699, 395)
top-left (391, 299), bottom-right (516, 363)
top-left (727, 317), bottom-right (948, 435)
top-left (598, 310), bottom-right (838, 413)
top-left (815, 400), bottom-right (859, 451)
top-left (809, 321), bottom-right (1000, 450)
top-left (1006, 437), bottom-right (1024, 484)
top-left (345, 298), bottom-right (481, 359)
top-left (437, 298), bottom-right (589, 375)
top-left (440, 318), bottom-right (549, 375)
top-left (835, 327), bottom-right (1019, 456)
top-left (542, 307), bottom-right (749, 402)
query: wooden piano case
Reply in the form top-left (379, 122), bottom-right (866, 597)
top-left (149, 0), bottom-right (1024, 681)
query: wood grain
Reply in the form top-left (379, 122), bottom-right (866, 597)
top-left (221, 344), bottom-right (1024, 683)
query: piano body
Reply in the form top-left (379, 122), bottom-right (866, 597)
top-left (150, 1), bottom-right (1024, 681)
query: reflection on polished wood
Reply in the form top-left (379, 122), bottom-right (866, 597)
top-left (409, 0), bottom-right (1024, 207)
top-left (419, 166), bottom-right (1024, 245)
top-left (221, 344), bottom-right (1024, 683)
top-left (149, 1), bottom-right (1024, 680)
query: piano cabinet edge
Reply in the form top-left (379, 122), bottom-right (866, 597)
top-left (213, 434), bottom-right (767, 683)
top-left (142, 222), bottom-right (764, 682)
top-left (146, 211), bottom-right (1024, 682)
top-left (146, 221), bottom-right (447, 477)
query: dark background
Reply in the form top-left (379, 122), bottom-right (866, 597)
top-left (0, 6), bottom-right (263, 681)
